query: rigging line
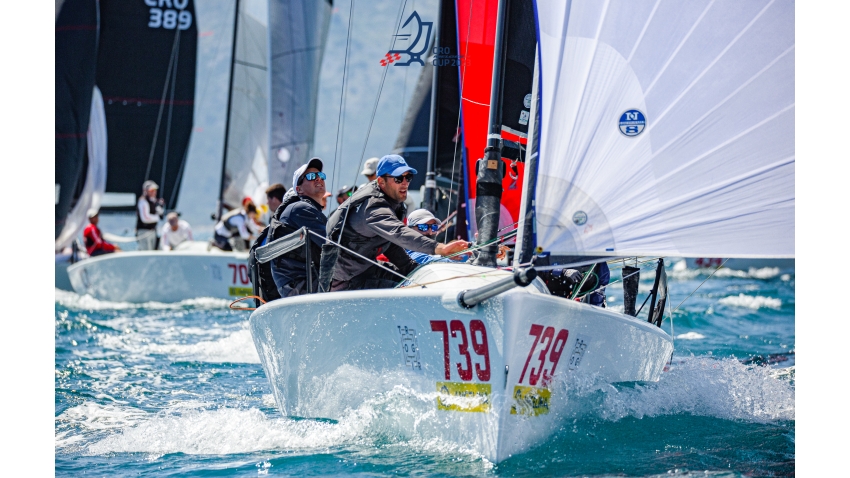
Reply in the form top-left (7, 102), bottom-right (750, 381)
top-left (349, 0), bottom-right (409, 187)
top-left (443, 0), bottom-right (476, 244)
top-left (331, 0), bottom-right (355, 197)
top-left (671, 258), bottom-right (729, 314)
top-left (306, 229), bottom-right (417, 285)
top-left (161, 30), bottom-right (182, 196)
top-left (334, 0), bottom-right (410, 247)
top-left (144, 27), bottom-right (181, 182)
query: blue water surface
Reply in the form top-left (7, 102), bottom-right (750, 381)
top-left (55, 260), bottom-right (794, 476)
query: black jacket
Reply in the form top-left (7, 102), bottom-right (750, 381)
top-left (269, 195), bottom-right (327, 292)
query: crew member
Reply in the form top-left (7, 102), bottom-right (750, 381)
top-left (212, 203), bottom-right (257, 251)
top-left (160, 212), bottom-right (193, 251)
top-left (265, 183), bottom-right (287, 220)
top-left (136, 180), bottom-right (163, 250)
top-left (84, 211), bottom-right (119, 256)
top-left (324, 154), bottom-right (467, 291)
top-left (404, 209), bottom-right (467, 265)
top-left (336, 185), bottom-right (357, 206)
top-left (359, 157), bottom-right (379, 186)
top-left (269, 157), bottom-right (329, 297)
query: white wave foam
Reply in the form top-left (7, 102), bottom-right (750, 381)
top-left (718, 294), bottom-right (782, 310)
top-left (578, 357), bottom-right (795, 422)
top-left (55, 289), bottom-right (230, 311)
top-left (667, 267), bottom-right (782, 281)
top-left (675, 332), bottom-right (705, 340)
top-left (98, 325), bottom-right (259, 364)
top-left (142, 328), bottom-right (260, 363)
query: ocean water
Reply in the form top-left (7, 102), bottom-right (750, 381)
top-left (55, 261), bottom-right (795, 476)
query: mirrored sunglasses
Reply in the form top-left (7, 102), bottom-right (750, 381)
top-left (302, 171), bottom-right (326, 182)
top-left (412, 223), bottom-right (440, 232)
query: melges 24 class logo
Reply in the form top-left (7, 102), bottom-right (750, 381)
top-left (381, 11), bottom-right (432, 66)
top-left (618, 109), bottom-right (646, 137)
top-left (145, 0), bottom-right (193, 31)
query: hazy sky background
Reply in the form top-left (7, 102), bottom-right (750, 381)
top-left (173, 0), bottom-right (438, 237)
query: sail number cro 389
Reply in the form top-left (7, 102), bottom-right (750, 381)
top-left (146, 0), bottom-right (193, 31)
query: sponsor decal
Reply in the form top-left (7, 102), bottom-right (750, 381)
top-left (572, 211), bottom-right (587, 226)
top-left (381, 11), bottom-right (432, 66)
top-left (436, 382), bottom-right (491, 413)
top-left (395, 323), bottom-right (422, 372)
top-left (228, 286), bottom-right (252, 296)
top-left (619, 109), bottom-right (646, 136)
top-left (510, 386), bottom-right (551, 416)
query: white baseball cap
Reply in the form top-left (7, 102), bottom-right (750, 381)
top-left (360, 157), bottom-right (380, 176)
top-left (291, 157), bottom-right (324, 190)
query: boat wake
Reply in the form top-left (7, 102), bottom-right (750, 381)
top-left (56, 357), bottom-right (793, 460)
top-left (55, 288), bottom-right (231, 311)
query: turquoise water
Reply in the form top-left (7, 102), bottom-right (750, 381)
top-left (55, 261), bottom-right (794, 476)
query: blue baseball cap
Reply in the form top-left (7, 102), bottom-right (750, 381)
top-left (376, 154), bottom-right (417, 177)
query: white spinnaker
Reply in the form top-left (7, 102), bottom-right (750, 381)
top-left (534, 0), bottom-right (794, 258)
top-left (55, 86), bottom-right (107, 251)
top-left (222, 1), bottom-right (269, 208)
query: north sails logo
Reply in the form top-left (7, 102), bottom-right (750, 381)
top-left (381, 11), bottom-right (432, 66)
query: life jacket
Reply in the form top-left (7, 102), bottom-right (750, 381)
top-left (221, 208), bottom-right (246, 237)
top-left (135, 196), bottom-right (159, 231)
top-left (248, 191), bottom-right (304, 305)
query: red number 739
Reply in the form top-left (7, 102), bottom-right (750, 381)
top-left (518, 324), bottom-right (569, 387)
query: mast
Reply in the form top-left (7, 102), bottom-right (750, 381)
top-left (473, 0), bottom-right (510, 267)
top-left (217, 0), bottom-right (241, 221)
top-left (422, 0), bottom-right (444, 213)
top-left (514, 48), bottom-right (539, 267)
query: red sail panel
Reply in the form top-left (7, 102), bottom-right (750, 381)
top-left (456, 0), bottom-right (525, 233)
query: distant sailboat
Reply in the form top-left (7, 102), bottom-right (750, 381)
top-left (249, 0), bottom-right (794, 462)
top-left (65, 0), bottom-right (332, 302)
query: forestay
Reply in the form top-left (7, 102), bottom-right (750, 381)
top-left (534, 0), bottom-right (794, 258)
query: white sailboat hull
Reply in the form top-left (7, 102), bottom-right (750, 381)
top-left (67, 243), bottom-right (251, 302)
top-left (249, 264), bottom-right (673, 462)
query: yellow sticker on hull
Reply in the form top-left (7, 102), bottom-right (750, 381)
top-left (510, 386), bottom-right (551, 416)
top-left (228, 287), bottom-right (253, 296)
top-left (436, 382), bottom-right (491, 413)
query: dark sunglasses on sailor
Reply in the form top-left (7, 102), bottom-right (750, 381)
top-left (412, 223), bottom-right (440, 232)
top-left (301, 171), bottom-right (326, 183)
top-left (385, 174), bottom-right (414, 184)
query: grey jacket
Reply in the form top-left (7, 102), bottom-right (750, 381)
top-left (326, 182), bottom-right (437, 282)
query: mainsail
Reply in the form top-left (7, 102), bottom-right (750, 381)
top-left (96, 0), bottom-right (198, 210)
top-left (534, 0), bottom-right (794, 258)
top-left (267, 0), bottom-right (332, 190)
top-left (219, 0), bottom-right (269, 211)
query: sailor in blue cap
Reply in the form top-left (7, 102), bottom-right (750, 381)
top-left (322, 154), bottom-right (468, 291)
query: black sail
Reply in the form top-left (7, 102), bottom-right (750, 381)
top-left (96, 0), bottom-right (198, 209)
top-left (499, 0), bottom-right (535, 155)
top-left (55, 0), bottom-right (99, 239)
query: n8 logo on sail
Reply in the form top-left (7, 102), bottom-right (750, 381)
top-left (146, 0), bottom-right (193, 31)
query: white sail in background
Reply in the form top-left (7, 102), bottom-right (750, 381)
top-left (534, 0), bottom-right (794, 258)
top-left (267, 0), bottom-right (331, 188)
top-left (222, 0), bottom-right (269, 209)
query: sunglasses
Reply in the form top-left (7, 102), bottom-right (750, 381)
top-left (300, 171), bottom-right (326, 184)
top-left (412, 223), bottom-right (440, 232)
top-left (385, 174), bottom-right (414, 184)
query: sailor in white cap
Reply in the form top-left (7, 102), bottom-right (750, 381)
top-left (359, 157), bottom-right (380, 186)
top-left (136, 180), bottom-right (164, 250)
